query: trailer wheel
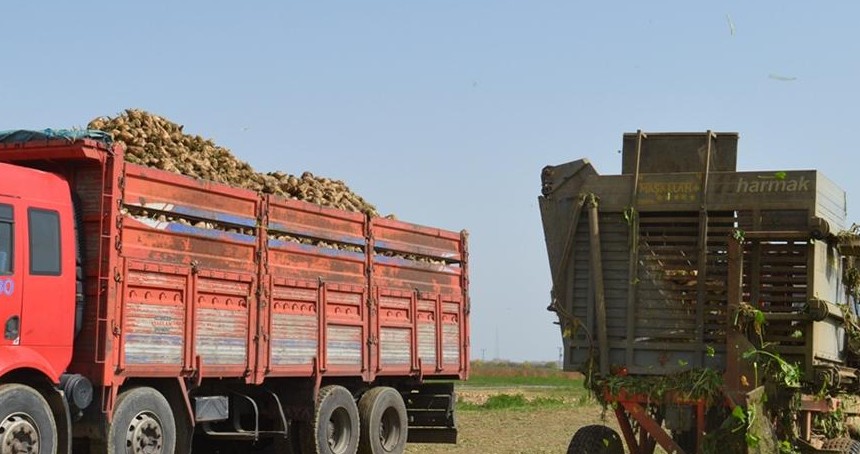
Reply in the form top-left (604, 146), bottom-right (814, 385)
top-left (358, 387), bottom-right (407, 454)
top-left (303, 385), bottom-right (360, 454)
top-left (566, 425), bottom-right (623, 454)
top-left (822, 437), bottom-right (860, 454)
top-left (108, 387), bottom-right (176, 454)
top-left (0, 383), bottom-right (57, 454)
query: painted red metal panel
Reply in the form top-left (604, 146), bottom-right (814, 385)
top-left (373, 260), bottom-right (464, 295)
top-left (0, 138), bottom-right (109, 162)
top-left (377, 291), bottom-right (414, 375)
top-left (267, 241), bottom-right (366, 286)
top-left (118, 262), bottom-right (188, 376)
top-left (193, 271), bottom-right (255, 379)
top-left (0, 164), bottom-right (76, 384)
top-left (323, 284), bottom-right (366, 376)
top-left (84, 148), bottom-right (124, 390)
top-left (267, 196), bottom-right (365, 246)
top-left (121, 217), bottom-right (258, 272)
top-left (124, 164), bottom-right (259, 223)
top-left (120, 164), bottom-right (260, 273)
top-left (268, 280), bottom-right (318, 375)
top-left (414, 295), bottom-right (438, 374)
top-left (441, 299), bottom-right (464, 372)
top-left (372, 217), bottom-right (463, 261)
top-left (370, 219), bottom-right (469, 379)
top-left (264, 195), bottom-right (370, 380)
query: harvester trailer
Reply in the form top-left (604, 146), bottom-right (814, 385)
top-left (540, 131), bottom-right (860, 453)
top-left (0, 130), bottom-right (469, 454)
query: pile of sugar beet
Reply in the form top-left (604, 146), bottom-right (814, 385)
top-left (89, 109), bottom-right (445, 262)
top-left (87, 109), bottom-right (445, 264)
top-left (88, 109), bottom-right (379, 217)
top-left (90, 109), bottom-right (362, 250)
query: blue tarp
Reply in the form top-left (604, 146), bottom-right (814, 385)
top-left (0, 129), bottom-right (112, 145)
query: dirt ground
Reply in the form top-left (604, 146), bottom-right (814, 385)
top-left (405, 384), bottom-right (622, 454)
top-left (405, 405), bottom-right (620, 454)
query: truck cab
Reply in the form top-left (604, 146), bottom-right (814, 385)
top-left (0, 161), bottom-right (79, 454)
top-left (0, 161), bottom-right (76, 381)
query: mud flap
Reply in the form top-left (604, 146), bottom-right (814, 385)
top-left (403, 383), bottom-right (457, 444)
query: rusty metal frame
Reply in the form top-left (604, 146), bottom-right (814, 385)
top-left (610, 391), bottom-right (707, 454)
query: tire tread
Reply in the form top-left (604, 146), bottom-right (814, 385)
top-left (567, 425), bottom-right (623, 454)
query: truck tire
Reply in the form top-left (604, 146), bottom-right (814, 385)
top-left (303, 385), bottom-right (360, 454)
top-left (566, 425), bottom-right (623, 454)
top-left (108, 387), bottom-right (176, 454)
top-left (357, 387), bottom-right (407, 454)
top-left (822, 438), bottom-right (860, 454)
top-left (0, 383), bottom-right (57, 454)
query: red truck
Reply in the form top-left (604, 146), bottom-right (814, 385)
top-left (0, 130), bottom-right (469, 454)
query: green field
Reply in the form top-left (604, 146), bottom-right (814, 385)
top-left (463, 362), bottom-right (584, 389)
top-left (455, 361), bottom-right (592, 411)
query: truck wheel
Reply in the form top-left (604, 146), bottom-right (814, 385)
top-left (303, 385), bottom-right (359, 454)
top-left (566, 425), bottom-right (623, 454)
top-left (0, 383), bottom-right (57, 454)
top-left (108, 387), bottom-right (176, 454)
top-left (358, 387), bottom-right (407, 454)
top-left (822, 438), bottom-right (860, 454)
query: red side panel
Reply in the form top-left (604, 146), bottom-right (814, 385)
top-left (265, 197), bottom-right (368, 379)
top-left (193, 270), bottom-right (254, 378)
top-left (371, 218), bottom-right (469, 379)
top-left (118, 164), bottom-right (260, 382)
top-left (119, 262), bottom-right (188, 375)
top-left (121, 165), bottom-right (260, 271)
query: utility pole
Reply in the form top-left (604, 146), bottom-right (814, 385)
top-left (494, 326), bottom-right (499, 360)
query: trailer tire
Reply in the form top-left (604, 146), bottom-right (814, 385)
top-left (0, 383), bottom-right (57, 454)
top-left (108, 387), bottom-right (176, 454)
top-left (566, 425), bottom-right (623, 454)
top-left (303, 385), bottom-right (360, 454)
top-left (358, 387), bottom-right (407, 454)
top-left (822, 437), bottom-right (860, 454)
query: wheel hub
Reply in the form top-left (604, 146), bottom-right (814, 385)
top-left (126, 412), bottom-right (163, 454)
top-left (379, 407), bottom-right (401, 451)
top-left (0, 414), bottom-right (39, 454)
top-left (327, 408), bottom-right (350, 453)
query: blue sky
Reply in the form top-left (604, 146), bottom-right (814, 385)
top-left (3, 2), bottom-right (859, 361)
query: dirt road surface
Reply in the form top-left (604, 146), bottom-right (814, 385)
top-left (405, 404), bottom-right (620, 454)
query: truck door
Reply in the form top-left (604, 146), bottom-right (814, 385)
top-left (20, 206), bottom-right (71, 348)
top-left (0, 203), bottom-right (22, 346)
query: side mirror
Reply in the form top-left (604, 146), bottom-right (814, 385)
top-left (4, 315), bottom-right (19, 340)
